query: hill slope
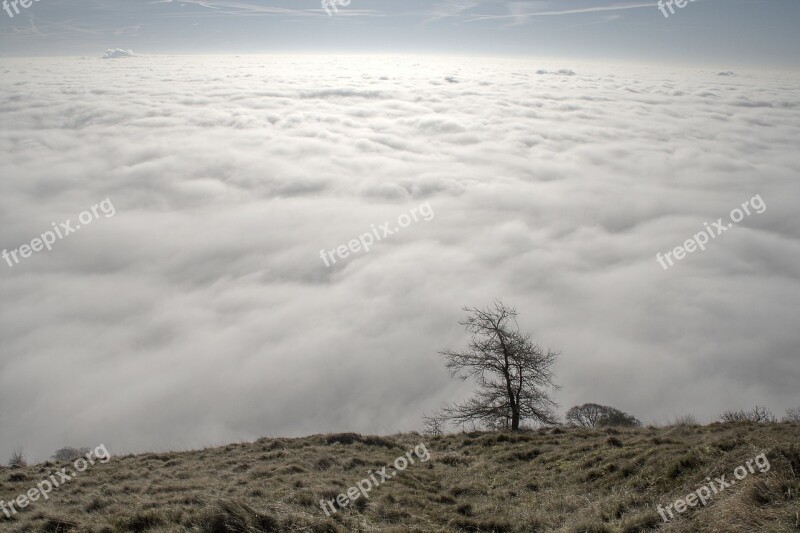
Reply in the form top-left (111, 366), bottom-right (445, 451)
top-left (1, 422), bottom-right (798, 532)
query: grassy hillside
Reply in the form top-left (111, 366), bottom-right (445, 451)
top-left (1, 422), bottom-right (798, 532)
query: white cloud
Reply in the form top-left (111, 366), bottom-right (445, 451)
top-left (102, 48), bottom-right (135, 59)
top-left (1, 55), bottom-right (799, 460)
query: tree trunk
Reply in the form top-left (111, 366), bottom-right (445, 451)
top-left (497, 331), bottom-right (519, 431)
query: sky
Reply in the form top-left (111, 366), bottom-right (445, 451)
top-left (0, 2), bottom-right (799, 462)
top-left (0, 0), bottom-right (798, 68)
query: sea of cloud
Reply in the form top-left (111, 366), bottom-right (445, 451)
top-left (1, 55), bottom-right (798, 459)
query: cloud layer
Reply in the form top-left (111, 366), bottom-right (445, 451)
top-left (1, 55), bottom-right (799, 460)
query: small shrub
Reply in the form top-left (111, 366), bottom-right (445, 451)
top-left (671, 415), bottom-right (698, 426)
top-left (783, 407), bottom-right (800, 423)
top-left (51, 447), bottom-right (91, 462)
top-left (8, 472), bottom-right (28, 482)
top-left (721, 406), bottom-right (776, 423)
top-left (8, 448), bottom-right (27, 468)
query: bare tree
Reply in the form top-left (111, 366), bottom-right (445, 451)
top-left (565, 403), bottom-right (607, 428)
top-left (438, 301), bottom-right (559, 431)
top-left (566, 403), bottom-right (641, 428)
top-left (782, 407), bottom-right (800, 423)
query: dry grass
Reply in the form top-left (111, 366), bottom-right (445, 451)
top-left (0, 422), bottom-right (798, 532)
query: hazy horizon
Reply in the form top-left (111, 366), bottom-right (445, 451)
top-left (1, 0), bottom-right (799, 68)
